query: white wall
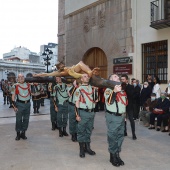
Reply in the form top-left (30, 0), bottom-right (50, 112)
top-left (131, 0), bottom-right (170, 90)
top-left (65, 0), bottom-right (98, 15)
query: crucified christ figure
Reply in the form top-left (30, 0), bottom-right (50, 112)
top-left (33, 61), bottom-right (99, 79)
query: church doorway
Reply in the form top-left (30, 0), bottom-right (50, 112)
top-left (83, 47), bottom-right (108, 79)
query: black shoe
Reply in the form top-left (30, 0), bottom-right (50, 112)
top-left (156, 128), bottom-right (160, 131)
top-left (110, 153), bottom-right (120, 167)
top-left (79, 142), bottom-right (85, 158)
top-left (62, 127), bottom-right (69, 136)
top-left (7, 102), bottom-right (9, 105)
top-left (9, 105), bottom-right (13, 108)
top-left (20, 131), bottom-right (27, 140)
top-left (132, 134), bottom-right (137, 140)
top-left (4, 102), bottom-right (6, 105)
top-left (116, 152), bottom-right (124, 166)
top-left (161, 129), bottom-right (169, 132)
top-left (51, 122), bottom-right (56, 131)
top-left (59, 128), bottom-right (63, 137)
top-left (41, 104), bottom-right (44, 106)
top-left (84, 142), bottom-right (96, 155)
top-left (36, 109), bottom-right (39, 113)
top-left (148, 127), bottom-right (155, 130)
top-left (15, 132), bottom-right (20, 141)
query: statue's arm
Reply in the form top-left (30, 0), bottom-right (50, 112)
top-left (34, 71), bottom-right (62, 77)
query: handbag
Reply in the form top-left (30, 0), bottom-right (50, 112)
top-left (152, 109), bottom-right (164, 114)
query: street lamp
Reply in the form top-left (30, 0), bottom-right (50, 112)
top-left (42, 48), bottom-right (53, 73)
top-left (42, 48), bottom-right (53, 98)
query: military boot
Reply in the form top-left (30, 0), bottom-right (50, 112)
top-left (33, 108), bottom-right (36, 114)
top-left (85, 142), bottom-right (96, 155)
top-left (79, 142), bottom-right (85, 158)
top-left (110, 153), bottom-right (113, 163)
top-left (111, 153), bottom-right (120, 167)
top-left (36, 108), bottom-right (39, 113)
top-left (116, 152), bottom-right (124, 166)
top-left (15, 132), bottom-right (20, 141)
top-left (20, 131), bottom-right (27, 140)
top-left (59, 127), bottom-right (63, 137)
top-left (62, 127), bottom-right (69, 136)
top-left (55, 122), bottom-right (59, 130)
top-left (51, 122), bottom-right (56, 130)
top-left (71, 133), bottom-right (77, 142)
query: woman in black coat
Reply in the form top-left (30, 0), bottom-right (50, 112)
top-left (140, 82), bottom-right (151, 109)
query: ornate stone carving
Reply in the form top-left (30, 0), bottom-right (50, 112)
top-left (91, 17), bottom-right (96, 27)
top-left (84, 16), bottom-right (90, 32)
top-left (98, 10), bottom-right (105, 28)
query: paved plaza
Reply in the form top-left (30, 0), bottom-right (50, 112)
top-left (0, 91), bottom-right (170, 170)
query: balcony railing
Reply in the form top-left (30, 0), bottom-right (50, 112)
top-left (150, 0), bottom-right (170, 29)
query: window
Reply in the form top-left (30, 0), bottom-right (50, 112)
top-left (142, 40), bottom-right (168, 83)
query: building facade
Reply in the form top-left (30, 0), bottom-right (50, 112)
top-left (1, 46), bottom-right (45, 81)
top-left (0, 59), bottom-right (45, 81)
top-left (3, 46), bottom-right (40, 63)
top-left (58, 0), bottom-right (170, 89)
top-left (58, 0), bottom-right (133, 79)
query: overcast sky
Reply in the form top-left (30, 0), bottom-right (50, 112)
top-left (0, 0), bottom-right (58, 58)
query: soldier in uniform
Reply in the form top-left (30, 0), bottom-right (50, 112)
top-left (104, 74), bottom-right (128, 167)
top-left (11, 74), bottom-right (31, 141)
top-left (40, 83), bottom-right (48, 106)
top-left (8, 80), bottom-right (15, 108)
top-left (67, 80), bottom-right (79, 142)
top-left (31, 82), bottom-right (41, 113)
top-left (2, 80), bottom-right (10, 105)
top-left (54, 77), bottom-right (69, 137)
top-left (74, 74), bottom-right (98, 158)
top-left (48, 80), bottom-right (58, 130)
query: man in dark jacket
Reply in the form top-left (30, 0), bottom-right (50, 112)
top-left (132, 79), bottom-right (141, 120)
top-left (121, 74), bottom-right (137, 140)
top-left (139, 93), bottom-right (158, 127)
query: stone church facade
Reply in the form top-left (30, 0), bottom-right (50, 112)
top-left (58, 0), bottom-right (133, 78)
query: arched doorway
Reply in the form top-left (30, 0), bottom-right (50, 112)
top-left (7, 72), bottom-right (16, 82)
top-left (26, 73), bottom-right (33, 77)
top-left (83, 47), bottom-right (108, 79)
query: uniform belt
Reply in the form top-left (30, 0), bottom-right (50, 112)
top-left (68, 102), bottom-right (75, 106)
top-left (17, 99), bottom-right (30, 104)
top-left (79, 108), bottom-right (94, 112)
top-left (106, 109), bottom-right (122, 116)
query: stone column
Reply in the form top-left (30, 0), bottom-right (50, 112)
top-left (58, 0), bottom-right (66, 63)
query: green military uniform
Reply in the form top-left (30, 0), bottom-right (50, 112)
top-left (8, 82), bottom-right (14, 108)
top-left (55, 82), bottom-right (69, 137)
top-left (11, 82), bottom-right (31, 135)
top-left (49, 83), bottom-right (58, 130)
top-left (2, 81), bottom-right (9, 104)
top-left (40, 83), bottom-right (47, 106)
top-left (104, 89), bottom-right (127, 166)
top-left (31, 83), bottom-right (41, 113)
top-left (67, 84), bottom-right (77, 141)
top-left (75, 84), bottom-right (96, 157)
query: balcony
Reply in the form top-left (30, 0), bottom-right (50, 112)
top-left (150, 0), bottom-right (170, 29)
